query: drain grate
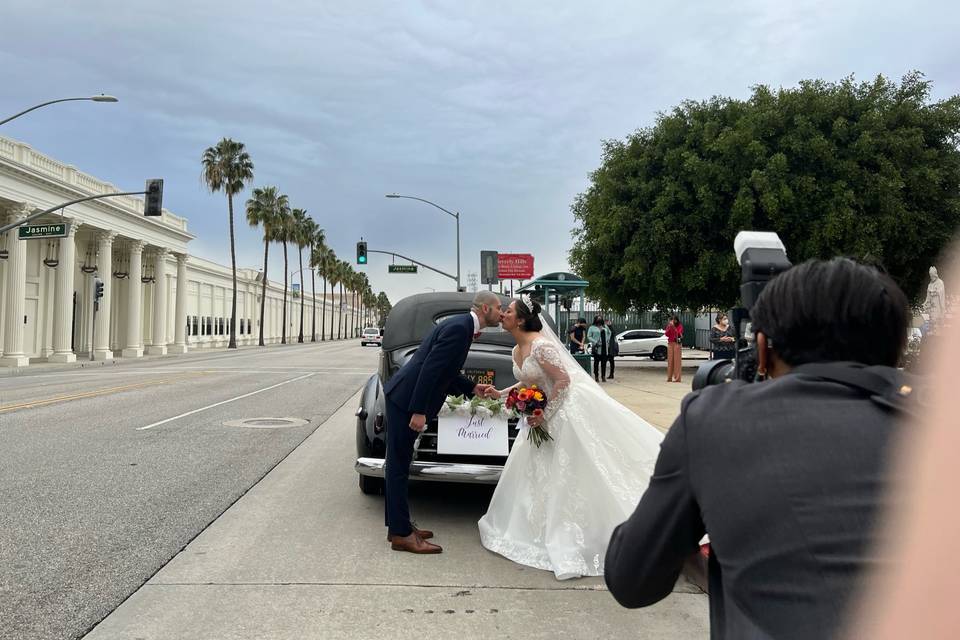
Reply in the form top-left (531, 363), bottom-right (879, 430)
top-left (223, 417), bottom-right (308, 429)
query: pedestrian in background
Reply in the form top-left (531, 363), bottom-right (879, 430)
top-left (709, 312), bottom-right (736, 360)
top-left (568, 318), bottom-right (587, 354)
top-left (587, 315), bottom-right (609, 382)
top-left (606, 319), bottom-right (619, 380)
top-left (665, 316), bottom-right (683, 382)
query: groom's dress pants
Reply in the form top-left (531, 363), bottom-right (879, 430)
top-left (384, 395), bottom-right (417, 537)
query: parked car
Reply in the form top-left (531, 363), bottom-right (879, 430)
top-left (360, 327), bottom-right (382, 347)
top-left (616, 329), bottom-right (668, 360)
top-left (355, 292), bottom-right (534, 495)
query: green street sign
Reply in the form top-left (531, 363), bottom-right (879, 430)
top-left (18, 223), bottom-right (70, 240)
top-left (388, 264), bottom-right (418, 274)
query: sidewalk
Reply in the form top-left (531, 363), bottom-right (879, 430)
top-left (0, 339), bottom-right (358, 378)
top-left (602, 355), bottom-right (701, 431)
top-left (83, 377), bottom-right (708, 639)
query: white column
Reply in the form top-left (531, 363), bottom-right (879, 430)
top-left (93, 232), bottom-right (116, 361)
top-left (122, 240), bottom-right (144, 358)
top-left (1, 205), bottom-right (31, 367)
top-left (49, 221), bottom-right (79, 362)
top-left (146, 249), bottom-right (168, 355)
top-left (170, 254), bottom-right (188, 354)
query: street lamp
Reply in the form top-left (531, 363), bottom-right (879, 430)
top-left (385, 193), bottom-right (460, 291)
top-left (0, 94), bottom-right (119, 126)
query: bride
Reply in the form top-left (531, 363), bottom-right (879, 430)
top-left (478, 297), bottom-right (665, 580)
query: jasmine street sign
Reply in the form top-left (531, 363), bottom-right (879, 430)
top-left (388, 264), bottom-right (418, 274)
top-left (18, 223), bottom-right (70, 239)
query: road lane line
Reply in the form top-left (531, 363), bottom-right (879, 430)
top-left (136, 372), bottom-right (317, 431)
top-left (0, 373), bottom-right (207, 413)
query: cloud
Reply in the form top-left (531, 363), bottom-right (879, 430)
top-left (1, 0), bottom-right (958, 303)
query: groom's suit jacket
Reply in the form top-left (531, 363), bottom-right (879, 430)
top-left (383, 312), bottom-right (477, 418)
top-left (604, 363), bottom-right (905, 640)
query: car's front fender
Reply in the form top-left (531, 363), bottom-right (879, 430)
top-left (356, 374), bottom-right (386, 459)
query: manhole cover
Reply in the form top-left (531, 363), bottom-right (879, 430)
top-left (223, 417), bottom-right (309, 429)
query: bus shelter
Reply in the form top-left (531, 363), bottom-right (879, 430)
top-left (516, 271), bottom-right (589, 336)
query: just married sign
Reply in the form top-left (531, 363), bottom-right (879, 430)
top-left (437, 413), bottom-right (509, 456)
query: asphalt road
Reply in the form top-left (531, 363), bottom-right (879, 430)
top-left (0, 340), bottom-right (379, 640)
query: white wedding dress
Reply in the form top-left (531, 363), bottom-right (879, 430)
top-left (478, 330), bottom-right (665, 580)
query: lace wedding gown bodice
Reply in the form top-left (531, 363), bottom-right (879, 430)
top-left (511, 338), bottom-right (571, 427)
top-left (479, 335), bottom-right (664, 580)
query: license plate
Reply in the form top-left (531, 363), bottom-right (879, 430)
top-left (462, 368), bottom-right (495, 386)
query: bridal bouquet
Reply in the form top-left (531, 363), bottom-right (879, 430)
top-left (438, 394), bottom-right (507, 419)
top-left (505, 385), bottom-right (553, 447)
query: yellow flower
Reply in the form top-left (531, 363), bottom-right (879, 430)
top-left (534, 392), bottom-right (544, 401)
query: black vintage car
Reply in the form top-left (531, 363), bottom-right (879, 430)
top-left (354, 292), bottom-right (531, 494)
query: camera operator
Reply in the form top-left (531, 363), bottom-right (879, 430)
top-left (604, 257), bottom-right (911, 640)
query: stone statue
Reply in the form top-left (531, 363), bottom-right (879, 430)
top-left (924, 266), bottom-right (946, 323)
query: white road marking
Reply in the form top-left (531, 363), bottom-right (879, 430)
top-left (136, 372), bottom-right (317, 431)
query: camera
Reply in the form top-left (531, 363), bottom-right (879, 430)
top-left (692, 232), bottom-right (792, 390)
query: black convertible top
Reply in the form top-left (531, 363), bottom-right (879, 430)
top-left (381, 292), bottom-right (516, 351)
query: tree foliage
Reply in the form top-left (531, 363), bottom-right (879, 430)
top-left (570, 72), bottom-right (960, 311)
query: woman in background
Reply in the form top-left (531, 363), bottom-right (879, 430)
top-left (709, 312), bottom-right (736, 360)
top-left (665, 316), bottom-right (683, 382)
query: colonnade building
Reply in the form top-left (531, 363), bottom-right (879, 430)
top-left (0, 136), bottom-right (355, 367)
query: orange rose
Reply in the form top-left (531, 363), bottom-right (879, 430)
top-left (518, 390), bottom-right (532, 402)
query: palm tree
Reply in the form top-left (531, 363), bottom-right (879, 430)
top-left (290, 208), bottom-right (310, 343)
top-left (348, 268), bottom-right (360, 338)
top-left (275, 200), bottom-right (293, 344)
top-left (326, 258), bottom-right (342, 340)
top-left (355, 273), bottom-right (370, 334)
top-left (336, 261), bottom-right (352, 340)
top-left (245, 186), bottom-right (288, 347)
top-left (306, 225), bottom-right (324, 342)
top-left (314, 246), bottom-right (336, 341)
top-left (376, 291), bottom-right (392, 326)
top-left (201, 138), bottom-right (254, 349)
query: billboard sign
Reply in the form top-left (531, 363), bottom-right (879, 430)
top-left (497, 253), bottom-right (534, 280)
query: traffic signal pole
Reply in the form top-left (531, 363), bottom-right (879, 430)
top-left (365, 248), bottom-right (457, 282)
top-left (0, 182), bottom-right (163, 235)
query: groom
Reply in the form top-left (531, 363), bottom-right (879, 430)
top-left (382, 291), bottom-right (502, 553)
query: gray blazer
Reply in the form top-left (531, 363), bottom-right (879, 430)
top-left (604, 363), bottom-right (905, 639)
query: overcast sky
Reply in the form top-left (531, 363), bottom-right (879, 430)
top-left (2, 0), bottom-right (958, 303)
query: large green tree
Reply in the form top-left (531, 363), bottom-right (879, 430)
top-left (201, 138), bottom-right (254, 348)
top-left (570, 72), bottom-right (960, 312)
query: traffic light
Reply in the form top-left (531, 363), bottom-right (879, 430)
top-left (94, 277), bottom-right (104, 301)
top-left (144, 179), bottom-right (164, 216)
top-left (356, 240), bottom-right (367, 265)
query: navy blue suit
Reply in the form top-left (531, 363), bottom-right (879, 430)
top-left (382, 312), bottom-right (477, 536)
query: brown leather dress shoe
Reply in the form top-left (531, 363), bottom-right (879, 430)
top-left (387, 527), bottom-right (433, 542)
top-left (390, 533), bottom-right (442, 554)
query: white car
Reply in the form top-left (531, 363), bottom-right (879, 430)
top-left (616, 329), bottom-right (668, 360)
top-left (360, 327), bottom-right (382, 347)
